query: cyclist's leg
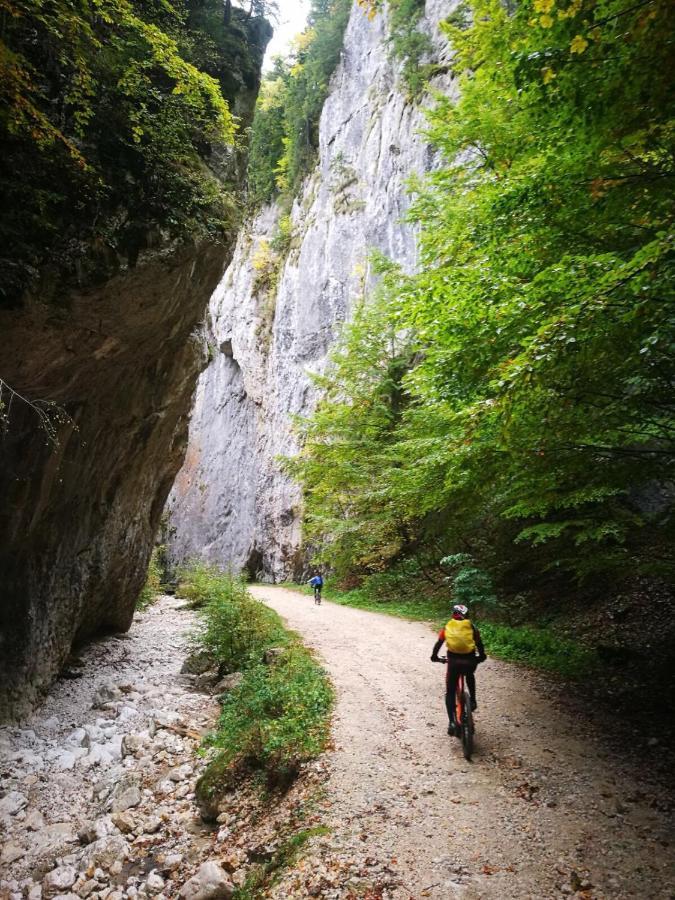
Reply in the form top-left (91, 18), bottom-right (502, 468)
top-left (445, 664), bottom-right (459, 726)
top-left (465, 662), bottom-right (478, 710)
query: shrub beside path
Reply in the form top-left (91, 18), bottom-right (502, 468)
top-left (252, 584), bottom-right (674, 899)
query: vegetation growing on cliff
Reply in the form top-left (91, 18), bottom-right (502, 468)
top-left (0, 0), bottom-right (270, 304)
top-left (247, 0), bottom-right (351, 205)
top-left (247, 0), bottom-right (434, 207)
top-left (290, 0), bottom-right (675, 601)
top-left (137, 546), bottom-right (165, 609)
top-left (358, 0), bottom-right (434, 95)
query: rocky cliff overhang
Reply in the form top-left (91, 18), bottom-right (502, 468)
top-left (0, 12), bottom-right (271, 720)
top-left (0, 242), bottom-right (225, 719)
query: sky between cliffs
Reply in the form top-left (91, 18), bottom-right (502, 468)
top-left (263, 0), bottom-right (310, 70)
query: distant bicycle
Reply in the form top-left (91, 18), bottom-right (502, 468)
top-left (437, 656), bottom-right (474, 760)
top-left (308, 574), bottom-right (323, 605)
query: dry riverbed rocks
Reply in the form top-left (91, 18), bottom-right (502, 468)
top-left (1, 596), bottom-right (379, 900)
top-left (0, 594), bottom-right (408, 900)
top-left (0, 599), bottom-right (231, 900)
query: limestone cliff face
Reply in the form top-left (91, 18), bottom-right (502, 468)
top-left (167, 1), bottom-right (452, 580)
top-left (0, 28), bottom-right (269, 720)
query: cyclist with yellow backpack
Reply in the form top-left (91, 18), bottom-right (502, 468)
top-left (431, 603), bottom-right (487, 736)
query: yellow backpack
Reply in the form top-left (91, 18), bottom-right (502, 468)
top-left (445, 618), bottom-right (476, 654)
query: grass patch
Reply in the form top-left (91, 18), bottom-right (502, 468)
top-left (478, 622), bottom-right (596, 678)
top-left (195, 571), bottom-right (288, 674)
top-left (281, 580), bottom-right (597, 678)
top-left (209, 647), bottom-right (333, 789)
top-left (176, 564), bottom-right (333, 816)
top-left (232, 826), bottom-right (330, 900)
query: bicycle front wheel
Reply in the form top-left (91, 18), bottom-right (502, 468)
top-left (461, 687), bottom-right (474, 761)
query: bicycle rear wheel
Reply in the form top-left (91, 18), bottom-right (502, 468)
top-left (461, 686), bottom-right (474, 760)
top-left (454, 681), bottom-right (464, 741)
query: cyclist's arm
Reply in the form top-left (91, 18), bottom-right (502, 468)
top-left (431, 631), bottom-right (445, 662)
top-left (473, 625), bottom-right (487, 662)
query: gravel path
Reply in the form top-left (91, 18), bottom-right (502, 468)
top-left (252, 585), bottom-right (675, 900)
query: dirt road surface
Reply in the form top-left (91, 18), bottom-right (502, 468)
top-left (251, 585), bottom-right (674, 899)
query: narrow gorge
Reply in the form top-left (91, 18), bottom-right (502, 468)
top-left (165, 1), bottom-right (450, 580)
top-left (1, 0), bottom-right (673, 897)
top-left (0, 4), bottom-right (271, 718)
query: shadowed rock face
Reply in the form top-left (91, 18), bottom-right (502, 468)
top-left (0, 243), bottom-right (225, 719)
top-left (0, 15), bottom-right (271, 720)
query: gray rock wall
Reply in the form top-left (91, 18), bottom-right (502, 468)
top-left (167, 0), bottom-right (453, 580)
top-left (0, 245), bottom-right (220, 718)
top-left (0, 23), bottom-right (269, 720)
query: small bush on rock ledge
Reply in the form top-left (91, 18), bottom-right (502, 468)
top-left (182, 567), bottom-right (287, 673)
top-left (137, 546), bottom-right (164, 610)
top-left (198, 645), bottom-right (333, 814)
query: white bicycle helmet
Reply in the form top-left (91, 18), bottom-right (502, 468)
top-left (453, 604), bottom-right (469, 617)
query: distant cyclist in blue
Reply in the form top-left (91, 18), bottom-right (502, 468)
top-left (309, 573), bottom-right (323, 605)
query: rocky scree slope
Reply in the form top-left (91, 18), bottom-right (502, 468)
top-left (0, 14), bottom-right (270, 720)
top-left (166, 0), bottom-right (453, 580)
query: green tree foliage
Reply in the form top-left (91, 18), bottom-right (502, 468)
top-left (0, 0), bottom-right (268, 303)
top-left (247, 59), bottom-right (288, 205)
top-left (440, 554), bottom-right (497, 613)
top-left (292, 0), bottom-right (675, 589)
top-left (247, 0), bottom-right (351, 206)
top-left (386, 0), bottom-right (433, 96)
top-left (285, 281), bottom-right (418, 574)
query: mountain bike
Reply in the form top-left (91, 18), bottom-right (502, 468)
top-left (313, 585), bottom-right (322, 605)
top-left (453, 669), bottom-right (474, 761)
top-left (436, 656), bottom-right (474, 761)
